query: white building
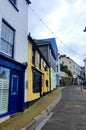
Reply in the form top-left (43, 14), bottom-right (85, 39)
top-left (0, 0), bottom-right (30, 122)
top-left (60, 55), bottom-right (84, 85)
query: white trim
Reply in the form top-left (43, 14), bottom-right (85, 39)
top-left (0, 115), bottom-right (10, 123)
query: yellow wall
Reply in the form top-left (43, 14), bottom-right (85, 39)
top-left (27, 40), bottom-right (50, 102)
top-left (41, 59), bottom-right (50, 93)
top-left (27, 42), bottom-right (40, 101)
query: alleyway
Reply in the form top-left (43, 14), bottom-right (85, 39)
top-left (41, 86), bottom-right (86, 130)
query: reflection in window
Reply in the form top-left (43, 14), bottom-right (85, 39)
top-left (0, 20), bottom-right (15, 57)
top-left (36, 52), bottom-right (41, 68)
top-left (0, 67), bottom-right (10, 114)
top-left (32, 70), bottom-right (41, 93)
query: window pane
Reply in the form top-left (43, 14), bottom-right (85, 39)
top-left (0, 21), bottom-right (14, 57)
top-left (0, 67), bottom-right (10, 114)
top-left (36, 52), bottom-right (41, 67)
top-left (1, 39), bottom-right (12, 56)
top-left (33, 70), bottom-right (41, 93)
top-left (32, 48), bottom-right (35, 64)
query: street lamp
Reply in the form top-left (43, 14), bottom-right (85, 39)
top-left (83, 27), bottom-right (86, 32)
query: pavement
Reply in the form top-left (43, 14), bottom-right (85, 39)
top-left (0, 87), bottom-right (63, 130)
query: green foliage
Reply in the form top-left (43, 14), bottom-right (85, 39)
top-left (60, 64), bottom-right (72, 78)
top-left (60, 64), bottom-right (68, 71)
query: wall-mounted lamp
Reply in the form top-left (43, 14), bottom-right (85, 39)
top-left (83, 27), bottom-right (86, 32)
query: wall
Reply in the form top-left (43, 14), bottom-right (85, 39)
top-left (41, 59), bottom-right (50, 94)
top-left (27, 40), bottom-right (50, 102)
top-left (0, 0), bottom-right (28, 102)
top-left (60, 56), bottom-right (81, 77)
top-left (27, 42), bottom-right (40, 101)
top-left (50, 67), bottom-right (56, 90)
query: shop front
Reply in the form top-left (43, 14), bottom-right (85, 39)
top-left (0, 54), bottom-right (26, 121)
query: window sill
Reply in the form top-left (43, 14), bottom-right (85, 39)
top-left (9, 0), bottom-right (19, 12)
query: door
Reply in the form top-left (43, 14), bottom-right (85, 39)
top-left (9, 70), bottom-right (21, 114)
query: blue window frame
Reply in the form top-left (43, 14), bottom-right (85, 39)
top-left (0, 19), bottom-right (15, 58)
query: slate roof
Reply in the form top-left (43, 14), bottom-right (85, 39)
top-left (42, 38), bottom-right (58, 56)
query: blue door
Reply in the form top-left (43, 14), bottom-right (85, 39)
top-left (9, 70), bottom-right (21, 114)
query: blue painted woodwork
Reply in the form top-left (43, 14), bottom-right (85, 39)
top-left (0, 53), bottom-right (26, 71)
top-left (0, 54), bottom-right (26, 117)
top-left (9, 70), bottom-right (21, 114)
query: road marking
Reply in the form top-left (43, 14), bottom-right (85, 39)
top-left (35, 112), bottom-right (53, 130)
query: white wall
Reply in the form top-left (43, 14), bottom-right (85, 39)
top-left (60, 56), bottom-right (81, 77)
top-left (50, 67), bottom-right (56, 90)
top-left (0, 0), bottom-right (29, 102)
top-left (0, 0), bottom-right (28, 63)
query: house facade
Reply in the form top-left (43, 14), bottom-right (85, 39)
top-left (35, 38), bottom-right (59, 90)
top-left (26, 36), bottom-right (50, 107)
top-left (0, 0), bottom-right (30, 122)
top-left (60, 55), bottom-right (84, 85)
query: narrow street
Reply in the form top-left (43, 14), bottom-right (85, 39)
top-left (40, 86), bottom-right (86, 130)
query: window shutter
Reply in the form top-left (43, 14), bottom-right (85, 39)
top-left (0, 79), bottom-right (9, 114)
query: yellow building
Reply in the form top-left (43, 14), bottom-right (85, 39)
top-left (26, 36), bottom-right (50, 106)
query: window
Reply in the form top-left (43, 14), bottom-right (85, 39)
top-left (36, 52), bottom-right (41, 68)
top-left (32, 47), bottom-right (35, 65)
top-left (62, 61), bottom-right (64, 65)
top-left (56, 66), bottom-right (58, 72)
top-left (46, 80), bottom-right (48, 87)
top-left (0, 20), bottom-right (15, 57)
top-left (32, 70), bottom-right (42, 93)
top-left (0, 67), bottom-right (10, 114)
top-left (69, 61), bottom-right (71, 64)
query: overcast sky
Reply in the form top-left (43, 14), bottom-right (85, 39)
top-left (28, 0), bottom-right (86, 66)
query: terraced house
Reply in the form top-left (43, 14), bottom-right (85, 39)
top-left (0, 0), bottom-right (31, 122)
top-left (35, 38), bottom-right (59, 91)
top-left (60, 55), bottom-right (84, 85)
top-left (26, 36), bottom-right (50, 107)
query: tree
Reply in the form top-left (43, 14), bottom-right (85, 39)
top-left (60, 64), bottom-right (72, 78)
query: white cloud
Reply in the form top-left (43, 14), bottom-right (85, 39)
top-left (29, 0), bottom-right (86, 66)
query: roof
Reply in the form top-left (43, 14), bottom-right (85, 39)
top-left (42, 38), bottom-right (58, 56)
top-left (35, 40), bottom-right (56, 59)
top-left (28, 36), bottom-right (50, 67)
top-left (35, 38), bottom-right (58, 59)
top-left (60, 54), bottom-right (82, 68)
